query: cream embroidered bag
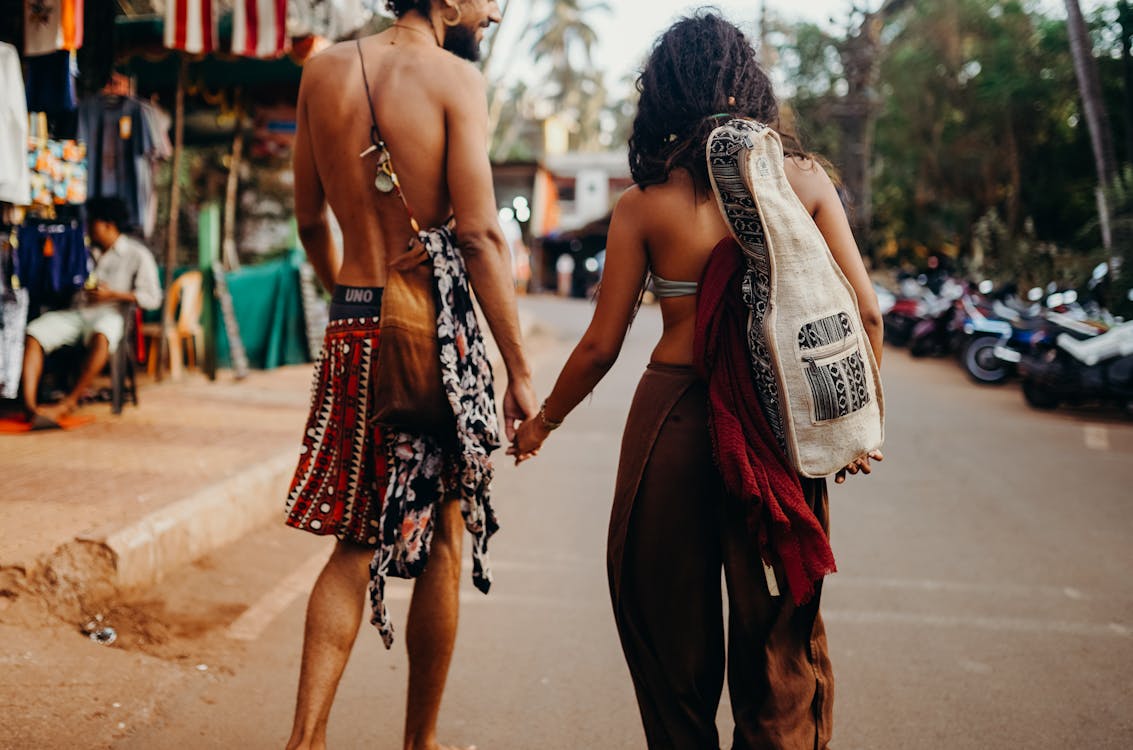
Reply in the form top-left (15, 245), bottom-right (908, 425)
top-left (707, 118), bottom-right (884, 478)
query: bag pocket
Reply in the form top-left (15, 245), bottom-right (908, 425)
top-left (798, 314), bottom-right (872, 423)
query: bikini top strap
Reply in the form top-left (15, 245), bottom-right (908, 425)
top-left (356, 39), bottom-right (421, 234)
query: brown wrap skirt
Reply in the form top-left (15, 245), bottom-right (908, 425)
top-left (608, 363), bottom-right (834, 750)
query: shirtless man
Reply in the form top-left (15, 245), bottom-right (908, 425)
top-left (283, 2), bottom-right (536, 748)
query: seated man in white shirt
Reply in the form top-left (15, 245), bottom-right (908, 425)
top-left (21, 197), bottom-right (162, 422)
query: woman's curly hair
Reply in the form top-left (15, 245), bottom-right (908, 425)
top-left (385, 0), bottom-right (430, 17)
top-left (629, 10), bottom-right (803, 194)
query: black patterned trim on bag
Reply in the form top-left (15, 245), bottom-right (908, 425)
top-left (798, 312), bottom-right (854, 350)
top-left (802, 349), bottom-right (871, 423)
top-left (707, 119), bottom-right (788, 454)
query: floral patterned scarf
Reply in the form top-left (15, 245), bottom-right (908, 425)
top-left (368, 226), bottom-right (501, 648)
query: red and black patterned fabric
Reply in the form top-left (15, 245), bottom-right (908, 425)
top-left (285, 316), bottom-right (387, 546)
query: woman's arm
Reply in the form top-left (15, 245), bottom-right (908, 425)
top-left (509, 190), bottom-right (649, 460)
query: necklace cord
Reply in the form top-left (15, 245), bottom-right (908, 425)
top-left (355, 40), bottom-right (419, 233)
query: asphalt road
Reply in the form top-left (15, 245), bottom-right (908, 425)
top-left (8, 296), bottom-right (1133, 749)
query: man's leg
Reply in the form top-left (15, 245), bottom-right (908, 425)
top-left (403, 499), bottom-right (470, 750)
top-left (20, 336), bottom-right (45, 416)
top-left (286, 540), bottom-right (372, 750)
top-left (22, 311), bottom-right (83, 417)
top-left (44, 333), bottom-right (111, 418)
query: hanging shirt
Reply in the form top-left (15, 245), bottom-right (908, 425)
top-left (0, 43), bottom-right (29, 206)
top-left (78, 96), bottom-right (154, 231)
top-left (14, 220), bottom-right (89, 317)
top-left (25, 50), bottom-right (79, 113)
top-left (24, 0), bottom-right (84, 56)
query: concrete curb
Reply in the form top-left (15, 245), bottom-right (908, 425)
top-left (18, 308), bottom-right (539, 604)
top-left (78, 453), bottom-right (296, 591)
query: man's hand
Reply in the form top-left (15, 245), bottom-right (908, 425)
top-left (834, 450), bottom-right (884, 485)
top-left (85, 287), bottom-right (128, 305)
top-left (502, 377), bottom-right (538, 444)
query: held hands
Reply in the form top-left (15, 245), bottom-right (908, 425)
top-left (834, 450), bottom-right (884, 485)
top-left (502, 377), bottom-right (539, 445)
top-left (506, 416), bottom-right (549, 465)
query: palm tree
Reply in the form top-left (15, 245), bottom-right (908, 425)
top-left (531, 0), bottom-right (610, 106)
top-left (1064, 0), bottom-right (1118, 250)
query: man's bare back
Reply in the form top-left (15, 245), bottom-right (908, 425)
top-left (286, 4), bottom-right (536, 750)
top-left (294, 29), bottom-right (487, 288)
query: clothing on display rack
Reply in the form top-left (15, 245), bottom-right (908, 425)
top-left (78, 96), bottom-right (166, 235)
top-left (27, 112), bottom-right (88, 208)
top-left (0, 43), bottom-right (30, 206)
top-left (0, 277), bottom-right (30, 401)
top-left (13, 219), bottom-right (89, 319)
top-left (25, 50), bottom-right (80, 113)
top-left (24, 0), bottom-right (85, 57)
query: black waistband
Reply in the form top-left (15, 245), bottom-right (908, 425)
top-left (330, 285), bottom-right (383, 321)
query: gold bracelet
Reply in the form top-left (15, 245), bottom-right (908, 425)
top-left (538, 400), bottom-right (563, 431)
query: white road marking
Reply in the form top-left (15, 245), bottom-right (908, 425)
top-left (831, 576), bottom-right (1091, 600)
top-left (1084, 425), bottom-right (1110, 451)
top-left (825, 610), bottom-right (1130, 638)
top-left (226, 549), bottom-right (329, 641)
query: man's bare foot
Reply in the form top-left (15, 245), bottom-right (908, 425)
top-left (38, 401), bottom-right (75, 422)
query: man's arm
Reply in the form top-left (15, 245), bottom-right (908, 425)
top-left (293, 62), bottom-right (340, 291)
top-left (444, 62), bottom-right (536, 434)
top-left (130, 244), bottom-right (163, 311)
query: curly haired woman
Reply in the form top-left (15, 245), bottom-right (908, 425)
top-left (513, 11), bottom-right (884, 749)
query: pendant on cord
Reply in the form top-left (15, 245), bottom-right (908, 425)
top-left (375, 150), bottom-right (395, 193)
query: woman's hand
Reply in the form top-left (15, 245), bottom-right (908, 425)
top-left (834, 450), bottom-right (884, 485)
top-left (506, 417), bottom-right (551, 465)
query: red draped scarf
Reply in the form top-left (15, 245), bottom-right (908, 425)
top-left (693, 237), bottom-right (836, 605)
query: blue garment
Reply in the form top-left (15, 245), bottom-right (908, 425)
top-left (24, 51), bottom-right (78, 113)
top-left (14, 220), bottom-right (89, 319)
top-left (77, 96), bottom-right (154, 232)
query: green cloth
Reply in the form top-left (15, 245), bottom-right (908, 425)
top-left (215, 250), bottom-right (311, 370)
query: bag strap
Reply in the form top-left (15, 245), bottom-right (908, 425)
top-left (356, 39), bottom-right (421, 236)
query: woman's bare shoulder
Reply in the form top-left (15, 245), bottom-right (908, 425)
top-left (784, 156), bottom-right (837, 215)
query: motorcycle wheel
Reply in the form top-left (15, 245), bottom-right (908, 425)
top-left (1022, 380), bottom-right (1060, 410)
top-left (964, 336), bottom-right (1010, 384)
top-left (909, 333), bottom-right (941, 358)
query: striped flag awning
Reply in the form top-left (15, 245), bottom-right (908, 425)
top-left (163, 0), bottom-right (217, 54)
top-left (232, 0), bottom-right (290, 58)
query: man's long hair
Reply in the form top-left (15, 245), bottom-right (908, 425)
top-left (386, 0), bottom-right (429, 18)
top-left (629, 11), bottom-right (803, 195)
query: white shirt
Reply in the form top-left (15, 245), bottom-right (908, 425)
top-left (0, 43), bottom-right (29, 205)
top-left (87, 234), bottom-right (163, 311)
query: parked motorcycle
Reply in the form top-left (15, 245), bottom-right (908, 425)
top-left (907, 279), bottom-right (966, 358)
top-left (957, 294), bottom-right (1016, 383)
top-left (1018, 320), bottom-right (1133, 413)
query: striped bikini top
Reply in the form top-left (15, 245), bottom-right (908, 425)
top-left (652, 274), bottom-right (699, 298)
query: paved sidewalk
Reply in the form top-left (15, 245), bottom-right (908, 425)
top-left (0, 306), bottom-right (538, 616)
top-left (0, 365), bottom-right (315, 613)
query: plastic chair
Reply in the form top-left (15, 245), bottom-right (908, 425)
top-left (143, 270), bottom-right (204, 379)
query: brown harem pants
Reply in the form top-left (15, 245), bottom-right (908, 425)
top-left (608, 364), bottom-right (834, 750)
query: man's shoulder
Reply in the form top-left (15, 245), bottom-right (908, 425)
top-left (422, 53), bottom-right (484, 105)
top-left (303, 40), bottom-right (358, 73)
top-left (117, 234), bottom-right (155, 259)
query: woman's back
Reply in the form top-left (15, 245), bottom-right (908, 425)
top-left (629, 160), bottom-right (828, 366)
